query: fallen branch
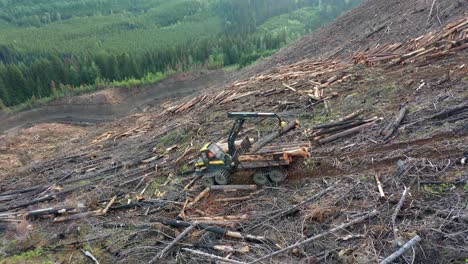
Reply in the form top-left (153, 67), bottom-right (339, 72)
top-left (380, 235), bottom-right (422, 264)
top-left (392, 187), bottom-right (408, 239)
top-left (182, 248), bottom-right (247, 264)
top-left (150, 218), bottom-right (268, 243)
top-left (215, 192), bottom-right (261, 203)
top-left (248, 210), bottom-right (378, 263)
top-left (374, 174), bottom-right (385, 198)
top-left (150, 222), bottom-right (197, 262)
top-left (282, 83), bottom-right (297, 92)
top-left (175, 146), bottom-right (194, 164)
top-left (81, 249), bottom-right (100, 264)
top-left (212, 244), bottom-right (250, 254)
top-left (99, 195), bottom-right (117, 215)
top-left (184, 175), bottom-right (202, 191)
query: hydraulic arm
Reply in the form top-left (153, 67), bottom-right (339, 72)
top-left (226, 112), bottom-right (283, 158)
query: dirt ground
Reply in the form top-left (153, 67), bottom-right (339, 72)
top-left (0, 6), bottom-right (467, 264)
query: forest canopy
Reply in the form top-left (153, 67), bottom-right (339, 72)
top-left (0, 0), bottom-right (362, 108)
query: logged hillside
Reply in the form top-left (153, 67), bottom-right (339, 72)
top-left (248, 0), bottom-right (468, 73)
top-left (0, 0), bottom-right (361, 108)
top-left (0, 0), bottom-right (467, 263)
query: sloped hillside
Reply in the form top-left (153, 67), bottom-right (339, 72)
top-left (248, 0), bottom-right (467, 74)
top-left (0, 2), bottom-right (467, 264)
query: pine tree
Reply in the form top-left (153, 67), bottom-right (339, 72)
top-left (4, 64), bottom-right (28, 104)
top-left (0, 75), bottom-right (10, 107)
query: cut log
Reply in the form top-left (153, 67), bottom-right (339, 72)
top-left (282, 149), bottom-right (310, 160)
top-left (318, 118), bottom-right (380, 144)
top-left (150, 222), bottom-right (197, 262)
top-left (374, 174), bottom-right (385, 198)
top-left (250, 120), bottom-right (300, 153)
top-left (150, 218), bottom-right (268, 243)
top-left (212, 244), bottom-right (250, 254)
top-left (99, 195), bottom-right (117, 215)
top-left (210, 185), bottom-right (257, 191)
top-left (238, 154), bottom-right (290, 163)
top-left (188, 215), bottom-right (249, 222)
top-left (312, 119), bottom-right (360, 130)
top-left (174, 146), bottom-right (194, 164)
top-left (392, 187), bottom-right (408, 239)
top-left (26, 206), bottom-right (83, 218)
top-left (187, 187), bottom-right (210, 209)
top-left (338, 109), bottom-right (364, 122)
top-left (427, 101), bottom-right (468, 120)
top-left (380, 235), bottom-right (422, 264)
top-left (239, 160), bottom-right (290, 169)
top-left (53, 211), bottom-right (98, 223)
top-left (313, 120), bottom-right (368, 137)
top-left (381, 106), bottom-right (409, 139)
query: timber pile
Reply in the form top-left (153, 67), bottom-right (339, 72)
top-left (353, 17), bottom-right (468, 66)
top-left (306, 110), bottom-right (382, 144)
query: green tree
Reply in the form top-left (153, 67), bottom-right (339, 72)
top-left (4, 64), bottom-right (28, 104)
top-left (0, 74), bottom-right (10, 107)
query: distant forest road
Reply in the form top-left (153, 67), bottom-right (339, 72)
top-left (0, 70), bottom-right (232, 134)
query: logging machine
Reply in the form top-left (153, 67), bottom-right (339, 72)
top-left (195, 112), bottom-right (300, 187)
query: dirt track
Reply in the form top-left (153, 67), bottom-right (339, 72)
top-left (0, 70), bottom-right (232, 134)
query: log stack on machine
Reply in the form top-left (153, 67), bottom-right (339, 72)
top-left (193, 112), bottom-right (309, 186)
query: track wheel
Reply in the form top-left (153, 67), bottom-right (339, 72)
top-left (253, 169), bottom-right (270, 185)
top-left (214, 170), bottom-right (231, 185)
top-left (269, 168), bottom-right (288, 183)
top-left (201, 174), bottom-right (216, 187)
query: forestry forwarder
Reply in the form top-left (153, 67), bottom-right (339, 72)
top-left (195, 112), bottom-right (300, 187)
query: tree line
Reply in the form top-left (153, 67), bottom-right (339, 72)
top-left (0, 30), bottom-right (288, 107)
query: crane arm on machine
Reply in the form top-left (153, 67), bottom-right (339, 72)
top-left (226, 112), bottom-right (284, 158)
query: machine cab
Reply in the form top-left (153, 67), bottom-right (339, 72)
top-left (195, 143), bottom-right (228, 172)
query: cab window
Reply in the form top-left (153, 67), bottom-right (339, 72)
top-left (208, 144), bottom-right (225, 159)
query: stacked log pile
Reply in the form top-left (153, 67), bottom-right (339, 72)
top-left (239, 143), bottom-right (310, 169)
top-left (353, 17), bottom-right (468, 66)
top-left (306, 110), bottom-right (383, 144)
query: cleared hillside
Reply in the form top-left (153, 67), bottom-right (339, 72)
top-left (248, 0), bottom-right (468, 74)
top-left (0, 1), bottom-right (467, 263)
